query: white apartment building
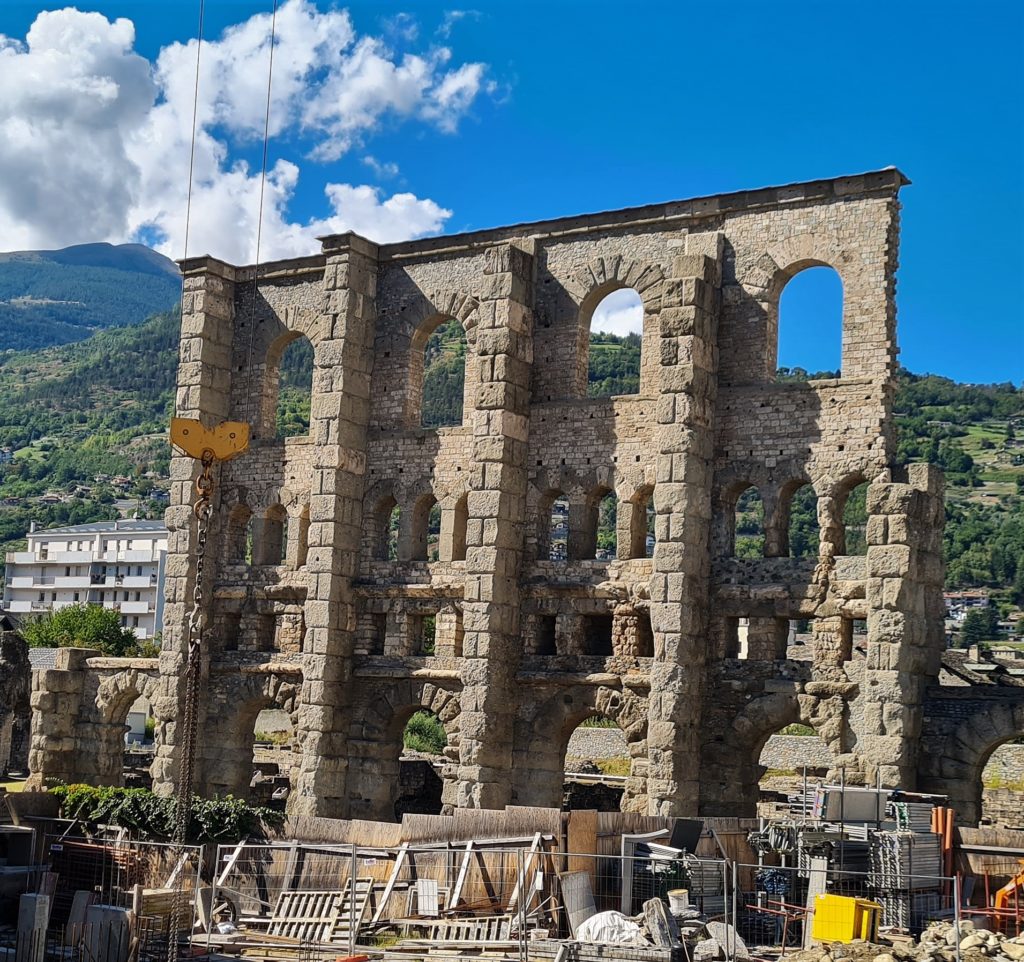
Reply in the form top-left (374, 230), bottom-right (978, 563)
top-left (3, 519), bottom-right (167, 639)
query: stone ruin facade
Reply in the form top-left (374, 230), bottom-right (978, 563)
top-left (0, 625), bottom-right (30, 776)
top-left (30, 167), bottom-right (1015, 822)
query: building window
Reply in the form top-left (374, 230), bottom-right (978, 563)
top-left (123, 591), bottom-right (129, 601)
top-left (51, 592), bottom-right (56, 601)
top-left (64, 566), bottom-right (71, 577)
top-left (73, 592), bottom-right (79, 602)
top-left (38, 592), bottom-right (44, 603)
top-left (99, 592), bottom-right (105, 602)
top-left (120, 616), bottom-right (127, 626)
top-left (135, 591), bottom-right (141, 601)
top-left (132, 616), bottom-right (139, 628)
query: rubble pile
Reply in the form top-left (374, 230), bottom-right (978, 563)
top-left (781, 922), bottom-right (1024, 962)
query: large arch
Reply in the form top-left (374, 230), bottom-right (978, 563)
top-left (512, 684), bottom-right (648, 812)
top-left (345, 681), bottom-right (462, 821)
top-left (93, 667), bottom-right (161, 787)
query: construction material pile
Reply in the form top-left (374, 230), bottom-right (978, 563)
top-left (779, 922), bottom-right (1024, 962)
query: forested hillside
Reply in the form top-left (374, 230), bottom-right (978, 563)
top-left (0, 322), bottom-right (1021, 619)
top-left (0, 243), bottom-right (179, 351)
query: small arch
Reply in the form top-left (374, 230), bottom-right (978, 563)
top-left (626, 486), bottom-right (656, 560)
top-left (410, 491), bottom-right (439, 562)
top-left (372, 495), bottom-right (400, 561)
top-left (446, 493), bottom-right (468, 562)
top-left (784, 482), bottom-right (821, 558)
top-left (838, 478), bottom-right (869, 556)
top-left (777, 266), bottom-right (844, 379)
top-left (587, 289), bottom-right (643, 399)
top-left (225, 505), bottom-right (253, 566)
top-left (274, 334), bottom-right (314, 439)
top-left (254, 504), bottom-right (287, 566)
top-left (591, 489), bottom-right (617, 560)
top-left (733, 485), bottom-right (766, 558)
top-left (421, 319), bottom-right (469, 428)
top-left (542, 492), bottom-right (570, 561)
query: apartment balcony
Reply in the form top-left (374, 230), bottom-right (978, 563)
top-left (98, 550), bottom-right (164, 564)
top-left (120, 601), bottom-right (153, 614)
top-left (122, 575), bottom-right (157, 588)
top-left (54, 576), bottom-right (93, 589)
top-left (4, 600), bottom-right (33, 613)
top-left (5, 552), bottom-right (37, 564)
top-left (41, 551), bottom-right (95, 564)
top-left (5, 576), bottom-right (34, 589)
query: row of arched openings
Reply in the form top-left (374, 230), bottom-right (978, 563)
top-left (226, 504), bottom-right (310, 567)
top-left (732, 480), bottom-right (869, 558)
top-left (270, 266), bottom-right (845, 434)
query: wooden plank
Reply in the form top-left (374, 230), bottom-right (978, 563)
top-left (216, 839), bottom-right (249, 888)
top-left (506, 832), bottom-right (542, 914)
top-left (450, 841), bottom-right (474, 908)
top-left (371, 842), bottom-right (409, 925)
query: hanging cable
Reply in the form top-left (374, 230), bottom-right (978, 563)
top-left (243, 0), bottom-right (280, 436)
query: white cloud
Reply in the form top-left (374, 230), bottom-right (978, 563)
top-left (362, 155), bottom-right (400, 179)
top-left (591, 288), bottom-right (644, 336)
top-left (0, 1), bottom-right (491, 261)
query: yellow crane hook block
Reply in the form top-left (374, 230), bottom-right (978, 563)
top-left (170, 418), bottom-right (250, 462)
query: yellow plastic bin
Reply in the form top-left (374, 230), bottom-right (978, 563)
top-left (811, 894), bottom-right (883, 943)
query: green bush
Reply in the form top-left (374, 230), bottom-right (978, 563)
top-left (49, 784), bottom-right (283, 842)
top-left (403, 711), bottom-right (446, 754)
top-left (21, 604), bottom-right (141, 656)
top-left (779, 723), bottom-right (816, 736)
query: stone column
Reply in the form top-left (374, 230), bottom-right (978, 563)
top-left (457, 241), bottom-right (534, 809)
top-left (25, 648), bottom-right (91, 789)
top-left (647, 233), bottom-right (721, 815)
top-left (152, 258), bottom-right (235, 795)
top-left (290, 234), bottom-right (377, 817)
top-left (860, 462), bottom-right (945, 787)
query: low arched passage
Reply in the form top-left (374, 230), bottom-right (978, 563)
top-left (346, 681), bottom-right (462, 821)
top-left (512, 685), bottom-right (648, 813)
top-left (94, 666), bottom-right (160, 787)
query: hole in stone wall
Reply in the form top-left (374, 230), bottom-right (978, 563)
top-left (980, 736), bottom-right (1024, 828)
top-left (757, 720), bottom-right (832, 819)
top-left (276, 335), bottom-right (314, 439)
top-left (777, 266), bottom-right (843, 379)
top-left (588, 288), bottom-right (642, 398)
top-left (535, 615), bottom-right (557, 655)
top-left (734, 486), bottom-right (766, 558)
top-left (549, 495), bottom-right (569, 561)
top-left (410, 613), bottom-right (437, 656)
top-left (384, 502), bottom-right (401, 561)
top-left (582, 615), bottom-right (614, 656)
top-left (257, 505), bottom-right (287, 566)
top-left (427, 502), bottom-right (442, 562)
top-left (421, 319), bottom-right (467, 428)
top-left (635, 611), bottom-right (654, 658)
top-left (252, 708), bottom-right (294, 811)
top-left (787, 484), bottom-right (820, 558)
top-left (841, 481), bottom-right (869, 555)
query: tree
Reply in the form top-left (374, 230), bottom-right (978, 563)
top-left (20, 603), bottom-right (139, 656)
top-left (959, 606), bottom-right (1000, 647)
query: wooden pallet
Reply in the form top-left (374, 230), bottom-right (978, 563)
top-left (403, 915), bottom-right (513, 941)
top-left (266, 876), bottom-right (373, 944)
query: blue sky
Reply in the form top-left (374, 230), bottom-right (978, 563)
top-left (0, 0), bottom-right (1020, 383)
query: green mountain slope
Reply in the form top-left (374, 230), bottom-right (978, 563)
top-left (0, 243), bottom-right (180, 351)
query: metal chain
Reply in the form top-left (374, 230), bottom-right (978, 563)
top-left (167, 451), bottom-right (215, 962)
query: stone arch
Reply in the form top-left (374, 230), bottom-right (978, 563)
top-left (921, 700), bottom-right (1024, 824)
top-left (346, 681), bottom-right (462, 819)
top-left (94, 667), bottom-right (160, 787)
top-left (704, 692), bottom-right (836, 816)
top-left (363, 481), bottom-right (401, 562)
top-left (513, 684), bottom-right (648, 812)
top-left (200, 670), bottom-right (303, 800)
top-left (403, 291), bottom-right (480, 428)
top-left (565, 257), bottom-right (666, 398)
top-left (623, 483), bottom-right (656, 560)
top-left (737, 234), bottom-right (855, 380)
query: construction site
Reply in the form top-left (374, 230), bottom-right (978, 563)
top-left (4, 169), bottom-right (1024, 959)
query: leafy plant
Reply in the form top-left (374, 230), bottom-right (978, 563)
top-left (48, 784), bottom-right (283, 842)
top-left (403, 710), bottom-right (446, 754)
top-left (21, 603), bottom-right (142, 656)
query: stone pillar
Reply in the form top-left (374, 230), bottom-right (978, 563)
top-left (647, 233), bottom-right (721, 815)
top-left (861, 462), bottom-right (945, 788)
top-left (152, 258), bottom-right (235, 795)
top-left (287, 235), bottom-right (377, 816)
top-left (457, 241), bottom-right (534, 809)
top-left (25, 648), bottom-right (91, 789)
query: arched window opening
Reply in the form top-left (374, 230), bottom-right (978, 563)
top-left (410, 493), bottom-right (438, 562)
top-left (226, 506), bottom-right (253, 565)
top-left (252, 708), bottom-right (294, 811)
top-left (981, 737), bottom-right (1024, 828)
top-left (373, 496), bottom-right (399, 561)
top-left (594, 491), bottom-right (617, 560)
top-left (628, 488), bottom-right (655, 559)
top-left (421, 319), bottom-right (468, 427)
top-left (787, 484), bottom-right (820, 558)
top-left (397, 710), bottom-right (447, 818)
top-left (840, 481), bottom-right (869, 555)
top-left (548, 495), bottom-right (569, 561)
top-left (255, 505), bottom-right (287, 566)
top-left (777, 267), bottom-right (843, 379)
top-left (734, 486), bottom-right (766, 558)
top-left (588, 289), bottom-right (642, 398)
top-left (275, 335), bottom-right (314, 439)
top-left (120, 692), bottom-right (155, 788)
top-left (757, 721), bottom-right (833, 819)
top-left (564, 715), bottom-right (628, 812)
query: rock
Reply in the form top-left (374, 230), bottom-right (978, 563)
top-left (1002, 944), bottom-right (1024, 962)
top-left (962, 935), bottom-right (987, 952)
top-left (693, 938), bottom-right (725, 961)
top-left (876, 953), bottom-right (897, 962)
